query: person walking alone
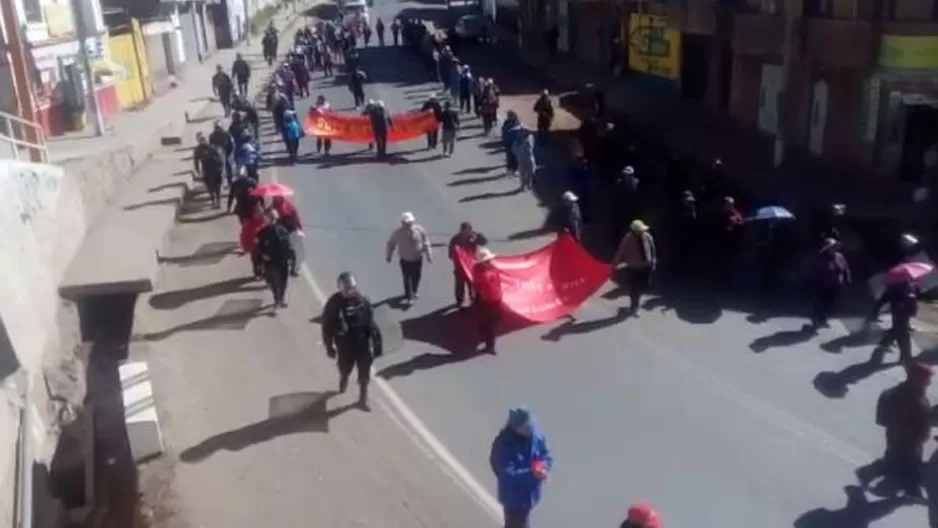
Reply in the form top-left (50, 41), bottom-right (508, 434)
top-left (613, 219), bottom-right (657, 315)
top-left (321, 272), bottom-right (384, 409)
top-left (231, 52), bottom-right (251, 97)
top-left (440, 100), bottom-right (460, 157)
top-left (489, 406), bottom-right (553, 528)
top-left (212, 65), bottom-right (234, 117)
top-left (386, 212), bottom-right (432, 305)
top-left (193, 132), bottom-right (225, 208)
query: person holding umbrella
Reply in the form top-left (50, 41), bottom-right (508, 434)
top-left (489, 406), bottom-right (553, 528)
top-left (867, 262), bottom-right (931, 364)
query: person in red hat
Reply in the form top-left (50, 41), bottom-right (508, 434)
top-left (874, 361), bottom-right (932, 498)
top-left (621, 502), bottom-right (661, 528)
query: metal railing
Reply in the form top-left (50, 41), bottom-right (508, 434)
top-left (0, 110), bottom-right (47, 164)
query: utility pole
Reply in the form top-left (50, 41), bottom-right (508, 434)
top-left (243, 0), bottom-right (252, 44)
top-left (0, 0), bottom-right (43, 161)
top-left (70, 0), bottom-right (105, 136)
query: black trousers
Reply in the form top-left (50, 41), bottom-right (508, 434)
top-left (459, 94), bottom-right (471, 113)
top-left (626, 268), bottom-right (652, 311)
top-left (204, 173), bottom-right (222, 205)
top-left (285, 137), bottom-right (299, 162)
top-left (503, 507), bottom-right (530, 528)
top-left (811, 285), bottom-right (841, 326)
top-left (454, 269), bottom-right (474, 304)
top-left (400, 259), bottom-right (423, 299)
top-left (338, 343), bottom-right (374, 385)
top-left (353, 91), bottom-right (365, 106)
top-left (220, 95), bottom-right (232, 116)
top-left (236, 78), bottom-right (249, 97)
top-left (375, 133), bottom-right (389, 156)
top-left (872, 323), bottom-right (913, 363)
top-left (884, 440), bottom-right (924, 495)
top-left (316, 137), bottom-right (332, 153)
top-left (323, 62), bottom-right (333, 76)
top-left (477, 301), bottom-right (501, 350)
top-left (266, 261), bottom-right (289, 305)
top-left (426, 129), bottom-right (439, 148)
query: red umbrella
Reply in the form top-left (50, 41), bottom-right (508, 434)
top-left (250, 183), bottom-right (295, 198)
top-left (885, 261), bottom-right (934, 284)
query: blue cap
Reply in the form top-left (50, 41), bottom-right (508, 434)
top-left (507, 406), bottom-right (533, 428)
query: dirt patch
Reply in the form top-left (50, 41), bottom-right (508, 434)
top-left (138, 457), bottom-right (190, 528)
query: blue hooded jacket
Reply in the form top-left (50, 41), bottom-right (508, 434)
top-left (283, 117), bottom-right (302, 141)
top-left (489, 421), bottom-right (553, 511)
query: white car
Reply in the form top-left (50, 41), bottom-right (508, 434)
top-left (341, 0), bottom-right (370, 27)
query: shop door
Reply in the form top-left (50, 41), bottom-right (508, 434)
top-left (808, 80), bottom-right (829, 155)
top-left (758, 63), bottom-right (782, 135)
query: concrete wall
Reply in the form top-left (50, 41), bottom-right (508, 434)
top-left (0, 158), bottom-right (99, 524)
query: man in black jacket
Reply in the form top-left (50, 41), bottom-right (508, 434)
top-left (448, 222), bottom-right (487, 306)
top-left (257, 210), bottom-right (293, 311)
top-left (208, 121), bottom-right (234, 185)
top-left (868, 278), bottom-right (919, 364)
top-left (193, 132), bottom-right (225, 208)
top-left (321, 272), bottom-right (384, 409)
top-left (231, 52), bottom-right (251, 96)
top-left (421, 95), bottom-right (443, 149)
top-left (212, 65), bottom-right (234, 117)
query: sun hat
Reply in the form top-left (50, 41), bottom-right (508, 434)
top-left (400, 211), bottom-right (416, 223)
top-left (476, 247), bottom-right (496, 263)
top-left (630, 219), bottom-right (649, 232)
top-left (562, 191), bottom-right (578, 202)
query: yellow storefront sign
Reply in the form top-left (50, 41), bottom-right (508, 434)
top-left (879, 35), bottom-right (938, 70)
top-left (626, 14), bottom-right (681, 81)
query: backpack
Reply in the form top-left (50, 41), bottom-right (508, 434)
top-left (876, 385), bottom-right (899, 427)
top-left (338, 297), bottom-right (374, 340)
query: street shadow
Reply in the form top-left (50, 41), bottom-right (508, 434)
top-left (373, 295), bottom-right (412, 311)
top-left (149, 277), bottom-right (266, 310)
top-left (355, 43), bottom-right (437, 86)
top-left (749, 324), bottom-right (816, 353)
top-left (177, 210), bottom-right (230, 224)
top-left (541, 308), bottom-right (630, 342)
top-left (641, 293), bottom-right (723, 325)
top-left (452, 165), bottom-right (502, 176)
top-left (158, 241), bottom-right (239, 267)
top-left (178, 391), bottom-right (359, 462)
top-left (378, 350), bottom-right (480, 380)
top-left (148, 182), bottom-right (188, 194)
top-left (820, 327), bottom-right (883, 354)
top-left (448, 173), bottom-right (505, 186)
top-left (812, 360), bottom-right (898, 399)
top-left (395, 305), bottom-right (534, 356)
top-left (793, 485), bottom-right (909, 528)
top-left (140, 299), bottom-right (269, 341)
top-left (122, 197), bottom-right (180, 211)
top-left (459, 187), bottom-right (523, 202)
top-left (507, 226), bottom-right (552, 241)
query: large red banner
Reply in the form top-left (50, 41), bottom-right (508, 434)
top-left (457, 234), bottom-right (613, 323)
top-left (305, 109), bottom-right (437, 144)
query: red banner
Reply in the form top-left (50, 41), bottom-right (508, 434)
top-left (457, 234), bottom-right (613, 323)
top-left (305, 109), bottom-right (437, 144)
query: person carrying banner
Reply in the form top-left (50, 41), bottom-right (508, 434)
top-left (440, 101), bottom-right (460, 157)
top-left (613, 219), bottom-right (657, 315)
top-left (387, 212), bottom-right (432, 304)
top-left (473, 247), bottom-right (503, 354)
top-left (321, 272), bottom-right (384, 409)
top-left (449, 222), bottom-right (488, 307)
top-left (366, 101), bottom-right (394, 158)
top-left (421, 95), bottom-right (443, 149)
top-left (313, 94), bottom-right (333, 155)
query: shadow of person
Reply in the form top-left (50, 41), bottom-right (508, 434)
top-left (149, 277), bottom-right (266, 310)
top-left (179, 391), bottom-right (357, 463)
top-left (813, 360), bottom-right (898, 398)
top-left (541, 308), bottom-right (630, 342)
top-left (141, 300), bottom-right (270, 341)
top-left (793, 485), bottom-right (909, 528)
top-left (750, 324), bottom-right (817, 353)
top-left (821, 327), bottom-right (884, 354)
top-left (378, 350), bottom-right (480, 380)
top-left (641, 294), bottom-right (723, 325)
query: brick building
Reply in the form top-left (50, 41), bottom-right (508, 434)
top-left (516, 0), bottom-right (938, 188)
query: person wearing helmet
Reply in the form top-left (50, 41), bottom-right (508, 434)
top-left (321, 272), bottom-right (383, 409)
top-left (621, 502), bottom-right (661, 528)
top-left (386, 212), bottom-right (432, 304)
top-left (489, 406), bottom-right (553, 527)
top-left (613, 219), bottom-right (657, 314)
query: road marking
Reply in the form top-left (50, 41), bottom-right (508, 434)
top-left (271, 167), bottom-right (504, 521)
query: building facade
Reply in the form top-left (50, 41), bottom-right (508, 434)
top-left (519, 0), bottom-right (938, 184)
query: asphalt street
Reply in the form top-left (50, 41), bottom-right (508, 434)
top-left (274, 1), bottom-right (938, 526)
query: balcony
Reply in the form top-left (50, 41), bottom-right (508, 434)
top-left (802, 18), bottom-right (875, 67)
top-left (732, 13), bottom-right (785, 55)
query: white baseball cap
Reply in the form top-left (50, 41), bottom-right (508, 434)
top-left (400, 211), bottom-right (416, 223)
top-left (562, 191), bottom-right (578, 202)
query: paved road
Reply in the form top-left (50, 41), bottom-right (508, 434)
top-left (274, 1), bottom-right (937, 526)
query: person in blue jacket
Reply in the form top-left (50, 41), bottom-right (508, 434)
top-left (281, 110), bottom-right (304, 164)
top-left (489, 406), bottom-right (553, 528)
top-left (235, 131), bottom-right (261, 182)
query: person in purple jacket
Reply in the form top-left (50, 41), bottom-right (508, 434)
top-left (489, 407), bottom-right (553, 528)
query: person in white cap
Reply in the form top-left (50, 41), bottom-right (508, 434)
top-left (473, 247), bottom-right (502, 353)
top-left (613, 219), bottom-right (657, 314)
top-left (386, 212), bottom-right (432, 304)
top-left (365, 100), bottom-right (394, 157)
top-left (559, 191), bottom-right (583, 242)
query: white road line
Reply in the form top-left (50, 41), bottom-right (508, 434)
top-left (272, 167), bottom-right (503, 521)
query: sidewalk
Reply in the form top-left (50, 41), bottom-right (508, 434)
top-left (487, 28), bottom-right (915, 222)
top-left (128, 187), bottom-right (497, 527)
